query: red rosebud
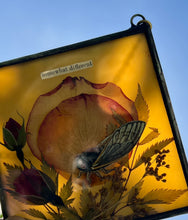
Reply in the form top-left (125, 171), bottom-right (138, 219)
top-left (5, 118), bottom-right (21, 142)
top-left (1, 116), bottom-right (27, 153)
top-left (13, 168), bottom-right (63, 206)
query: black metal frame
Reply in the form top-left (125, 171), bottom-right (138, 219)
top-left (0, 15), bottom-right (187, 220)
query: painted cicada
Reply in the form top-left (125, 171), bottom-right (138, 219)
top-left (74, 120), bottom-right (146, 181)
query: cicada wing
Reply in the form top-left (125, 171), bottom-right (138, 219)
top-left (92, 121), bottom-right (146, 169)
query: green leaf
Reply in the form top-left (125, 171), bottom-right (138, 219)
top-left (135, 84), bottom-right (149, 123)
top-left (60, 176), bottom-right (74, 206)
top-left (143, 205), bottom-right (158, 215)
top-left (65, 198), bottom-right (75, 206)
top-left (130, 204), bottom-right (158, 218)
top-left (127, 180), bottom-right (144, 204)
top-left (17, 120), bottom-right (27, 149)
top-left (5, 188), bottom-right (48, 205)
top-left (38, 170), bottom-right (56, 194)
top-left (82, 209), bottom-right (96, 220)
top-left (79, 180), bottom-right (125, 220)
top-left (139, 127), bottom-right (160, 145)
top-left (4, 163), bottom-right (23, 189)
top-left (31, 162), bottom-right (57, 196)
top-left (23, 208), bottom-right (47, 219)
top-left (134, 138), bottom-right (174, 169)
top-left (61, 207), bottom-right (81, 220)
top-left (2, 127), bottom-right (17, 150)
top-left (5, 189), bottom-right (30, 205)
top-left (41, 157), bottom-right (57, 186)
top-left (79, 188), bottom-right (98, 219)
top-left (49, 212), bottom-right (64, 220)
top-left (142, 189), bottom-right (187, 204)
top-left (102, 180), bottom-right (123, 210)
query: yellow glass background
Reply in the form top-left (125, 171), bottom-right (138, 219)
top-left (0, 32), bottom-right (188, 219)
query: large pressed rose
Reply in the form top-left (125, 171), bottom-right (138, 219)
top-left (27, 77), bottom-right (138, 174)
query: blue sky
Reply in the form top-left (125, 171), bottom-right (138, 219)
top-left (0, 1), bottom-right (188, 219)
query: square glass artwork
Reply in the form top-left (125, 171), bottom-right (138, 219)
top-left (0, 16), bottom-right (188, 220)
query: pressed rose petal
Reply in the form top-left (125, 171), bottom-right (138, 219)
top-left (37, 94), bottom-right (133, 173)
top-left (27, 77), bottom-right (138, 174)
top-left (13, 168), bottom-right (58, 205)
top-left (14, 169), bottom-right (46, 196)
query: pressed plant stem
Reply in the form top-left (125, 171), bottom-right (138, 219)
top-left (44, 204), bottom-right (57, 214)
top-left (111, 143), bottom-right (140, 216)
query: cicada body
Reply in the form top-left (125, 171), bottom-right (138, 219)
top-left (74, 120), bottom-right (146, 181)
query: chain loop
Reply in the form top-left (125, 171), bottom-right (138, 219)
top-left (130, 14), bottom-right (152, 29)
